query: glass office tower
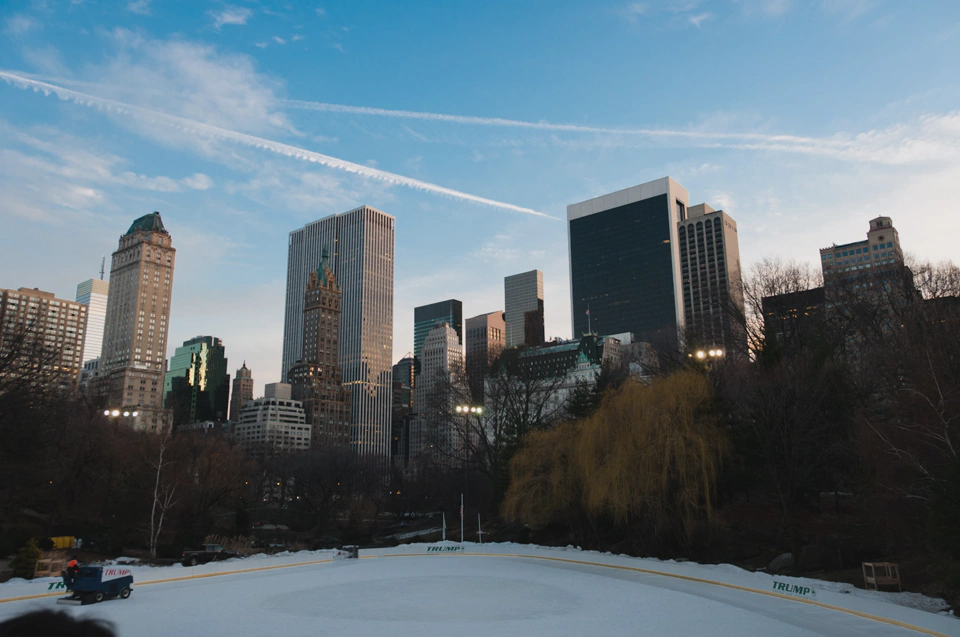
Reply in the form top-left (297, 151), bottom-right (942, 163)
top-left (567, 177), bottom-right (689, 350)
top-left (413, 299), bottom-right (462, 364)
top-left (163, 335), bottom-right (230, 427)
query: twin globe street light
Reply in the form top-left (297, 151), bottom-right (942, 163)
top-left (455, 405), bottom-right (483, 415)
top-left (104, 409), bottom-right (139, 418)
top-left (693, 348), bottom-right (724, 360)
top-left (689, 348), bottom-right (724, 370)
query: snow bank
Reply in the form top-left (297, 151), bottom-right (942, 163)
top-left (0, 549), bottom-right (337, 602)
top-left (368, 542), bottom-right (957, 635)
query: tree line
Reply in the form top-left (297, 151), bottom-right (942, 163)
top-left (498, 258), bottom-right (960, 584)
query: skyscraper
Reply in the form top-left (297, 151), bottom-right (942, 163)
top-left (465, 310), bottom-right (505, 403)
top-left (229, 362), bottom-right (253, 422)
top-left (568, 178), bottom-right (689, 350)
top-left (289, 253), bottom-right (352, 447)
top-left (75, 279), bottom-right (109, 364)
top-left (98, 211), bottom-right (176, 432)
top-left (163, 335), bottom-right (230, 427)
top-left (504, 270), bottom-right (544, 349)
top-left (409, 323), bottom-right (463, 463)
top-left (413, 299), bottom-right (462, 364)
top-left (677, 203), bottom-right (743, 349)
top-left (0, 287), bottom-right (88, 395)
top-left (282, 206), bottom-right (394, 459)
top-left (391, 355), bottom-right (416, 469)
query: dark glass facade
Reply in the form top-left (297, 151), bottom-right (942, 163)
top-left (569, 193), bottom-right (678, 347)
top-left (163, 336), bottom-right (230, 426)
top-left (413, 299), bottom-right (462, 364)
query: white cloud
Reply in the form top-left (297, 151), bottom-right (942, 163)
top-left (211, 6), bottom-right (252, 29)
top-left (292, 35), bottom-right (303, 42)
top-left (92, 34), bottom-right (293, 136)
top-left (1, 71), bottom-right (555, 218)
top-left (620, 0), bottom-right (706, 24)
top-left (4, 14), bottom-right (39, 36)
top-left (622, 2), bottom-right (650, 19)
top-left (315, 7), bottom-right (326, 17)
top-left (285, 97), bottom-right (960, 166)
top-left (21, 46), bottom-right (69, 77)
top-left (820, 0), bottom-right (875, 21)
top-left (273, 36), bottom-right (286, 45)
top-left (181, 173), bottom-right (215, 190)
top-left (688, 12), bottom-right (712, 27)
top-left (734, 0), bottom-right (793, 18)
top-left (127, 0), bottom-right (151, 15)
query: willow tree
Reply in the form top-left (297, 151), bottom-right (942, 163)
top-left (503, 371), bottom-right (728, 551)
top-left (501, 421), bottom-right (584, 533)
top-left (578, 371), bottom-right (728, 548)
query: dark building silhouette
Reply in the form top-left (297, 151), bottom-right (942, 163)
top-left (229, 361), bottom-right (253, 421)
top-left (391, 355), bottom-right (416, 469)
top-left (465, 311), bottom-right (505, 403)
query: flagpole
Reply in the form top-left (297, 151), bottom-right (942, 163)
top-left (478, 513), bottom-right (483, 544)
top-left (442, 512), bottom-right (446, 541)
top-left (460, 493), bottom-right (464, 543)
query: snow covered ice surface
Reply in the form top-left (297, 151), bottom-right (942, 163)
top-left (1, 546), bottom-right (956, 637)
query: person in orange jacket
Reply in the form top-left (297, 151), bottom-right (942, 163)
top-left (65, 557), bottom-right (80, 585)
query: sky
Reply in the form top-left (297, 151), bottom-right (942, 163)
top-left (2, 0), bottom-right (959, 396)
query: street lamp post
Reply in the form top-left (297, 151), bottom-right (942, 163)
top-left (454, 404), bottom-right (484, 542)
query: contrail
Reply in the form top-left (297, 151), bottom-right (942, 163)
top-left (284, 99), bottom-right (855, 153)
top-left (0, 70), bottom-right (555, 220)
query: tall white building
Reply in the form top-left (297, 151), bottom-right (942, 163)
top-left (410, 323), bottom-right (464, 463)
top-left (76, 279), bottom-right (109, 364)
top-left (504, 269), bottom-right (544, 348)
top-left (282, 206), bottom-right (395, 460)
top-left (677, 203), bottom-right (743, 349)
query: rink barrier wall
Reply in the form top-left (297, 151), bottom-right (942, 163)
top-left (366, 544), bottom-right (955, 637)
top-left (0, 552), bottom-right (337, 605)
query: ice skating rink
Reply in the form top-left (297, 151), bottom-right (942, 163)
top-left (1, 549), bottom-right (954, 637)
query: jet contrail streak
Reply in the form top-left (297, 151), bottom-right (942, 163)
top-left (0, 70), bottom-right (555, 220)
top-left (284, 99), bottom-right (855, 152)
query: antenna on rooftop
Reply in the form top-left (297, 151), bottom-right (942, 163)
top-left (99, 256), bottom-right (106, 280)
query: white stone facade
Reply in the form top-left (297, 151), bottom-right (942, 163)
top-left (234, 397), bottom-right (310, 452)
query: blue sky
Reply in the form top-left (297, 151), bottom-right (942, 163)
top-left (2, 0), bottom-right (959, 395)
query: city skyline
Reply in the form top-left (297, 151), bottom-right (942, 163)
top-left (2, 2), bottom-right (959, 396)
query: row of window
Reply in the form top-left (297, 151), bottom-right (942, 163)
top-left (824, 242), bottom-right (895, 260)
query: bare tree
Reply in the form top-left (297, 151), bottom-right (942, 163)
top-left (725, 257), bottom-right (825, 360)
top-left (147, 431), bottom-right (179, 557)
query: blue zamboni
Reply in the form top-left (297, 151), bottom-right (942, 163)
top-left (57, 565), bottom-right (134, 606)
